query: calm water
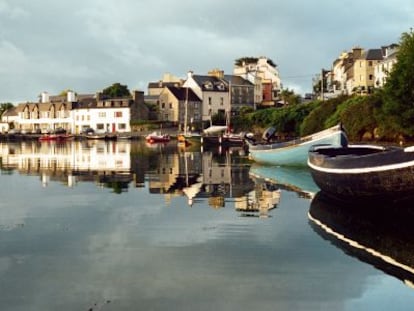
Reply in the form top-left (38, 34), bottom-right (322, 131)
top-left (1, 140), bottom-right (414, 311)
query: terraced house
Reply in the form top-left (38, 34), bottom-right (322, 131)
top-left (327, 43), bottom-right (399, 97)
top-left (7, 90), bottom-right (147, 134)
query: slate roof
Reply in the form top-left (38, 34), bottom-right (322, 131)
top-left (192, 75), bottom-right (228, 92)
top-left (2, 107), bottom-right (17, 117)
top-left (363, 49), bottom-right (384, 60)
top-left (166, 87), bottom-right (201, 101)
top-left (223, 75), bottom-right (254, 86)
top-left (148, 81), bottom-right (182, 89)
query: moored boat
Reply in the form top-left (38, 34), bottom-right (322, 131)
top-left (246, 123), bottom-right (348, 166)
top-left (39, 134), bottom-right (73, 141)
top-left (85, 133), bottom-right (118, 140)
top-left (146, 131), bottom-right (170, 144)
top-left (307, 144), bottom-right (414, 200)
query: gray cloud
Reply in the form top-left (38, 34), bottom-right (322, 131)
top-left (0, 0), bottom-right (413, 102)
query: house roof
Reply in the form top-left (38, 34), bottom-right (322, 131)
top-left (2, 107), bottom-right (17, 117)
top-left (167, 87), bottom-right (201, 101)
top-left (148, 81), bottom-right (182, 89)
top-left (363, 49), bottom-right (384, 60)
top-left (192, 75), bottom-right (228, 92)
top-left (223, 75), bottom-right (253, 86)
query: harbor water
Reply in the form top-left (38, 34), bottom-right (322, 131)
top-left (0, 140), bottom-right (413, 310)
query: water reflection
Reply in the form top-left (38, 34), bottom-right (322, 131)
top-left (0, 141), bottom-right (289, 216)
top-left (249, 163), bottom-right (319, 198)
top-left (309, 192), bottom-right (414, 287)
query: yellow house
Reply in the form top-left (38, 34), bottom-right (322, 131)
top-left (158, 86), bottom-right (202, 130)
top-left (352, 49), bottom-right (383, 94)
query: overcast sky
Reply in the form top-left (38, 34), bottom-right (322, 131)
top-left (1, 0), bottom-right (413, 103)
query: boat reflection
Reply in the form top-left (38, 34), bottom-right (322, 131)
top-left (249, 164), bottom-right (319, 199)
top-left (309, 192), bottom-right (414, 287)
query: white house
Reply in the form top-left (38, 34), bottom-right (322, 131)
top-left (9, 90), bottom-right (146, 134)
top-left (374, 44), bottom-right (399, 88)
top-left (183, 71), bottom-right (230, 123)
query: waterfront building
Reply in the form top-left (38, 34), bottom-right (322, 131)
top-left (8, 90), bottom-right (147, 134)
top-left (374, 44), bottom-right (399, 88)
top-left (158, 86), bottom-right (202, 130)
top-left (233, 56), bottom-right (282, 107)
top-left (183, 71), bottom-right (230, 125)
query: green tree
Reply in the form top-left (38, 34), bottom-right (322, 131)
top-left (382, 30), bottom-right (414, 136)
top-left (0, 102), bottom-right (13, 116)
top-left (102, 83), bottom-right (130, 98)
top-left (279, 88), bottom-right (301, 106)
top-left (301, 96), bottom-right (349, 135)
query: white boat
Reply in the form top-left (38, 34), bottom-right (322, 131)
top-left (246, 123), bottom-right (348, 166)
top-left (145, 131), bottom-right (170, 144)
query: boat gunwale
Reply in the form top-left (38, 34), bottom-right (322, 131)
top-left (248, 124), bottom-right (345, 152)
top-left (308, 144), bottom-right (414, 174)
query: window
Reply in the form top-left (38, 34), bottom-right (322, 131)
top-left (208, 97), bottom-right (212, 105)
top-left (220, 97), bottom-right (223, 106)
top-left (97, 123), bottom-right (105, 130)
top-left (115, 111), bottom-right (123, 118)
top-left (369, 74), bottom-right (373, 80)
top-left (118, 123), bottom-right (126, 130)
top-left (99, 112), bottom-right (106, 118)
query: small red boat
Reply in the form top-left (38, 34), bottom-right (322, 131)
top-left (39, 134), bottom-right (73, 142)
top-left (145, 131), bottom-right (170, 144)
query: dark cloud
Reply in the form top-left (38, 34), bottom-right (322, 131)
top-left (0, 0), bottom-right (413, 102)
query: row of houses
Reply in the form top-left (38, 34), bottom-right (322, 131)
top-left (1, 56), bottom-right (282, 133)
top-left (1, 90), bottom-right (148, 134)
top-left (322, 43), bottom-right (399, 97)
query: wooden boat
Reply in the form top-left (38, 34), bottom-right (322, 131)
top-left (246, 123), bottom-right (348, 166)
top-left (307, 144), bottom-right (414, 200)
top-left (309, 191), bottom-right (414, 285)
top-left (85, 133), bottom-right (117, 140)
top-left (39, 134), bottom-right (73, 142)
top-left (201, 111), bottom-right (248, 147)
top-left (145, 131), bottom-right (170, 144)
top-left (201, 125), bottom-right (248, 147)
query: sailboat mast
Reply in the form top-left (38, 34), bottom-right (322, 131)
top-left (184, 87), bottom-right (188, 135)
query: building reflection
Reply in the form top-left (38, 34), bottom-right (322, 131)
top-left (235, 175), bottom-right (281, 218)
top-left (0, 141), bottom-right (278, 215)
top-left (0, 140), bottom-right (132, 191)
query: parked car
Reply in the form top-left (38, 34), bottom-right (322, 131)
top-left (53, 127), bottom-right (67, 134)
top-left (82, 127), bottom-right (95, 135)
top-left (8, 129), bottom-right (21, 134)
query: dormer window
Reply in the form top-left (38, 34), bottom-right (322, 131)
top-left (217, 83), bottom-right (225, 91)
top-left (204, 82), bottom-right (213, 90)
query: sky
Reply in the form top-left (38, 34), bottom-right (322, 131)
top-left (0, 0), bottom-right (413, 103)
